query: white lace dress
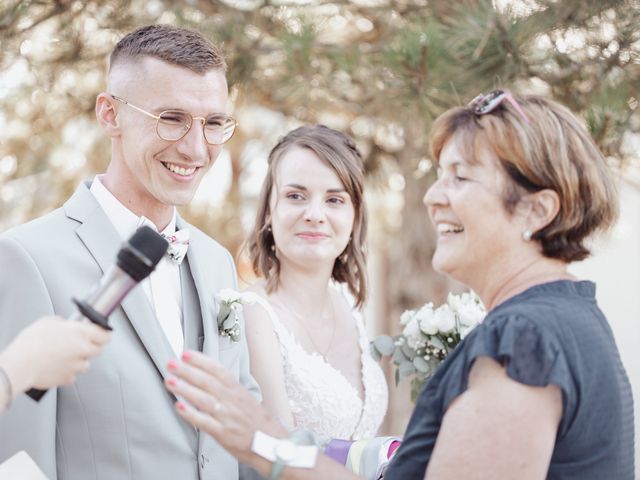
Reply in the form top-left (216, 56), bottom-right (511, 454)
top-left (252, 295), bottom-right (388, 440)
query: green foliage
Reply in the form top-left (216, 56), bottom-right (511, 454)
top-left (0, 0), bottom-right (638, 340)
top-left (281, 16), bottom-right (317, 76)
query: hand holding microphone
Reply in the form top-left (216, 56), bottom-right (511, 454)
top-left (23, 226), bottom-right (168, 401)
top-left (0, 316), bottom-right (112, 411)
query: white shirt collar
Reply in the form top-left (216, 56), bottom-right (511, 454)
top-left (89, 175), bottom-right (177, 239)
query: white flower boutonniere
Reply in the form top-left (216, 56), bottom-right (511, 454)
top-left (215, 289), bottom-right (256, 342)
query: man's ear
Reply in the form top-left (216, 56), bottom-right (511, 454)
top-left (95, 93), bottom-right (120, 137)
top-left (526, 188), bottom-right (560, 233)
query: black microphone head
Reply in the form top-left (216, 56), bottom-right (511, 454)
top-left (117, 226), bottom-right (169, 282)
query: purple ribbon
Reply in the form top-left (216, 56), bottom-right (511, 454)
top-left (324, 438), bottom-right (353, 466)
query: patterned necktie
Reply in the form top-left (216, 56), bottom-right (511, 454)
top-left (162, 229), bottom-right (190, 264)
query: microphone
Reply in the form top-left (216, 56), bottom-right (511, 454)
top-left (26, 226), bottom-right (169, 401)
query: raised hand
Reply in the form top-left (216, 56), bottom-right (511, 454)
top-left (166, 351), bottom-right (286, 468)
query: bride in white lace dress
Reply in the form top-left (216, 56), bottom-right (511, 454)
top-left (242, 125), bottom-right (388, 441)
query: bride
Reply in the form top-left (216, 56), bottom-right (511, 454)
top-left (242, 125), bottom-right (388, 440)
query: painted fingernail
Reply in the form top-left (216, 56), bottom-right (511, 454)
top-left (176, 401), bottom-right (187, 411)
top-left (166, 377), bottom-right (177, 387)
top-left (181, 351), bottom-right (192, 361)
top-left (167, 360), bottom-right (178, 371)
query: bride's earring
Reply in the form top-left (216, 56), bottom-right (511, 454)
top-left (522, 229), bottom-right (533, 241)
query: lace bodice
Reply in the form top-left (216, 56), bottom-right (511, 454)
top-left (251, 295), bottom-right (388, 440)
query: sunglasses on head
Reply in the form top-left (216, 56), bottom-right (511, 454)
top-left (468, 90), bottom-right (530, 124)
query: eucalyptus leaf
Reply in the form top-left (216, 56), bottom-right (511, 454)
top-left (222, 313), bottom-right (237, 329)
top-left (401, 344), bottom-right (416, 360)
top-left (398, 361), bottom-right (416, 383)
top-left (218, 304), bottom-right (231, 321)
top-left (370, 344), bottom-right (382, 362)
top-left (413, 356), bottom-right (431, 373)
top-left (430, 336), bottom-right (446, 351)
top-left (373, 335), bottom-right (395, 356)
top-left (428, 357), bottom-right (440, 371)
top-left (392, 347), bottom-right (408, 364)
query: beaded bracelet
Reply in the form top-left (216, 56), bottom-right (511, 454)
top-left (0, 366), bottom-right (13, 411)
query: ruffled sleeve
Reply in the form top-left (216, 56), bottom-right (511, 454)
top-left (437, 313), bottom-right (576, 437)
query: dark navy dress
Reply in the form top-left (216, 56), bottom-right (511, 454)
top-left (385, 281), bottom-right (635, 479)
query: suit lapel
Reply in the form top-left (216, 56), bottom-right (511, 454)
top-left (66, 183), bottom-right (176, 381)
top-left (177, 217), bottom-right (230, 465)
top-left (177, 216), bottom-right (219, 361)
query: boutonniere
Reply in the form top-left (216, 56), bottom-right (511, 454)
top-left (215, 289), bottom-right (255, 342)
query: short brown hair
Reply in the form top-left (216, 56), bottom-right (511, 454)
top-left (248, 125), bottom-right (368, 308)
top-left (110, 24), bottom-right (226, 74)
top-left (429, 93), bottom-right (618, 262)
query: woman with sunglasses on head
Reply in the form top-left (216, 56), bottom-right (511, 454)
top-left (165, 94), bottom-right (634, 480)
top-left (239, 125), bottom-right (388, 442)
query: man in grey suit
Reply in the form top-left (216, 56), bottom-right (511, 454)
top-left (0, 24), bottom-right (260, 479)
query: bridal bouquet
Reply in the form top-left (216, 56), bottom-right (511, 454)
top-left (372, 292), bottom-right (485, 401)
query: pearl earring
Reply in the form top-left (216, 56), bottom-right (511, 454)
top-left (522, 229), bottom-right (533, 241)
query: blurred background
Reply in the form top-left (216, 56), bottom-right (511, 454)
top-left (1, 0), bottom-right (638, 469)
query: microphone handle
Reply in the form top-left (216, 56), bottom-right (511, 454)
top-left (26, 269), bottom-right (135, 401)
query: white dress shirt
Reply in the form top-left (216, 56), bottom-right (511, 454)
top-left (90, 176), bottom-right (184, 356)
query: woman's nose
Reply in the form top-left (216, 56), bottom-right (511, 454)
top-left (304, 199), bottom-right (325, 223)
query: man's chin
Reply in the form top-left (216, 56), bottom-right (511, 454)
top-left (160, 190), bottom-right (198, 208)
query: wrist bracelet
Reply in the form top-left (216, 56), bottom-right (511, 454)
top-left (251, 429), bottom-right (318, 480)
top-left (0, 366), bottom-right (13, 411)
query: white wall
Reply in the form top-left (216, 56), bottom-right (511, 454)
top-left (569, 178), bottom-right (640, 475)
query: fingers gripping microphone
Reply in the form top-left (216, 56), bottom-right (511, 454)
top-left (27, 226), bottom-right (169, 401)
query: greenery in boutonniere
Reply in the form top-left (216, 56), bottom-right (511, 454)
top-left (216, 289), bottom-right (256, 342)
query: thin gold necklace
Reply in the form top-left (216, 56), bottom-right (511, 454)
top-left (275, 293), bottom-right (337, 362)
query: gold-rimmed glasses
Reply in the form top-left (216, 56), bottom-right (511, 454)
top-left (110, 94), bottom-right (237, 145)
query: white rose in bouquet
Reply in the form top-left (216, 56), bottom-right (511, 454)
top-left (402, 316), bottom-right (421, 349)
top-left (417, 304), bottom-right (438, 336)
top-left (433, 305), bottom-right (456, 333)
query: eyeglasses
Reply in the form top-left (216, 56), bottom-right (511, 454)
top-left (110, 94), bottom-right (237, 145)
top-left (468, 90), bottom-right (530, 124)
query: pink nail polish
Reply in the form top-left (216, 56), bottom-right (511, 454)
top-left (166, 377), bottom-right (177, 387)
top-left (176, 402), bottom-right (186, 411)
top-left (167, 360), bottom-right (178, 370)
top-left (181, 351), bottom-right (192, 361)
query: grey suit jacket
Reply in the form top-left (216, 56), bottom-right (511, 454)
top-left (0, 182), bottom-right (260, 479)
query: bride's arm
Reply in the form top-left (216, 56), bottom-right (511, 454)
top-left (244, 301), bottom-right (296, 429)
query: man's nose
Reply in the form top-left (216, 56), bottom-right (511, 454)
top-left (177, 118), bottom-right (210, 161)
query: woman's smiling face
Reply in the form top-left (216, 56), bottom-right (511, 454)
top-left (269, 146), bottom-right (355, 270)
top-left (423, 134), bottom-right (528, 287)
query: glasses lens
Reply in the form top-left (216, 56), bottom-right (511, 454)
top-left (203, 115), bottom-right (236, 145)
top-left (157, 111), bottom-right (192, 141)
